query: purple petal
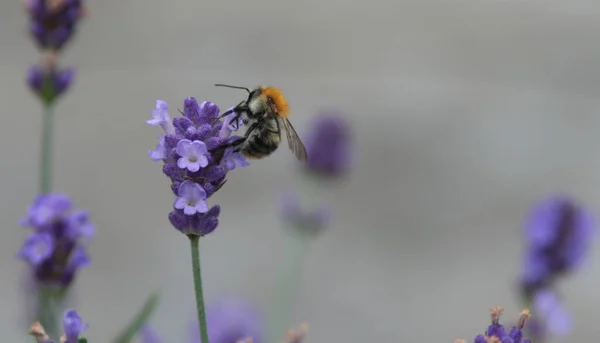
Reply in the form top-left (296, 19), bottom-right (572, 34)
top-left (149, 136), bottom-right (167, 162)
top-left (198, 101), bottom-right (220, 124)
top-left (17, 232), bottom-right (55, 266)
top-left (55, 67), bottom-right (75, 95)
top-left (169, 210), bottom-right (189, 231)
top-left (184, 205), bottom-right (199, 215)
top-left (190, 183), bottom-right (207, 201)
top-left (173, 117), bottom-right (194, 135)
top-left (177, 157), bottom-right (189, 170)
top-left (184, 97), bottom-right (201, 122)
top-left (191, 140), bottom-right (208, 155)
top-left (176, 139), bottom-right (192, 157)
top-left (174, 197), bottom-right (188, 211)
top-left (68, 246), bottom-right (91, 270)
top-left (187, 161), bottom-right (201, 172)
top-left (197, 155), bottom-right (209, 168)
top-left (193, 200), bottom-right (209, 214)
top-left (27, 65), bottom-right (43, 92)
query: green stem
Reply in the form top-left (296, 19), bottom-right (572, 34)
top-left (38, 290), bottom-right (59, 340)
top-left (269, 233), bottom-right (310, 343)
top-left (40, 105), bottom-right (54, 194)
top-left (189, 235), bottom-right (209, 343)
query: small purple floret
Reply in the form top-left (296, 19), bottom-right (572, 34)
top-left (62, 309), bottom-right (88, 343)
top-left (174, 181), bottom-right (209, 215)
top-left (18, 232), bottom-right (55, 266)
top-left (27, 65), bottom-right (75, 105)
top-left (176, 140), bottom-right (209, 172)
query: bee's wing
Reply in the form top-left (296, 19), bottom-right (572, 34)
top-left (278, 116), bottom-right (308, 161)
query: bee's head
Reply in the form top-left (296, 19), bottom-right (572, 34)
top-left (258, 85), bottom-right (290, 118)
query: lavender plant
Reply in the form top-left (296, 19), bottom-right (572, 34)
top-left (17, 194), bottom-right (94, 338)
top-left (518, 195), bottom-right (595, 342)
top-left (147, 97), bottom-right (250, 343)
top-left (19, 0), bottom-right (88, 338)
top-left (271, 111), bottom-right (353, 342)
top-left (23, 0), bottom-right (88, 194)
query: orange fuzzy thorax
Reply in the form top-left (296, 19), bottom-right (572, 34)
top-left (260, 86), bottom-right (290, 118)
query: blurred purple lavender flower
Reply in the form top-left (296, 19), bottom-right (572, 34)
top-left (189, 299), bottom-right (264, 343)
top-left (303, 111), bottom-right (353, 179)
top-left (520, 195), bottom-right (595, 295)
top-left (24, 0), bottom-right (88, 51)
top-left (468, 307), bottom-right (532, 343)
top-left (17, 193), bottom-right (94, 290)
top-left (147, 98), bottom-right (249, 236)
top-left (280, 190), bottom-right (332, 235)
top-left (27, 64), bottom-right (75, 105)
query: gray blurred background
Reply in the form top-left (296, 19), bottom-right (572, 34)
top-left (1, 0), bottom-right (600, 341)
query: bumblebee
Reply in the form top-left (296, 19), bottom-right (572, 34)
top-left (214, 84), bottom-right (307, 161)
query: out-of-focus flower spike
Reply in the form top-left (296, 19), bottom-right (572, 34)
top-left (303, 110), bottom-right (353, 179)
top-left (26, 0), bottom-right (87, 51)
top-left (17, 193), bottom-right (94, 290)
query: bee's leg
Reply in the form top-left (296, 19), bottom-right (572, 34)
top-left (212, 101), bottom-right (248, 125)
top-left (210, 123), bottom-right (257, 164)
top-left (210, 122), bottom-right (258, 154)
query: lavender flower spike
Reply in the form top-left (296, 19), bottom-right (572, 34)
top-left (466, 307), bottom-right (532, 343)
top-left (147, 97), bottom-right (250, 236)
top-left (25, 0), bottom-right (88, 51)
top-left (520, 195), bottom-right (595, 296)
top-left (17, 193), bottom-right (94, 289)
top-left (303, 110), bottom-right (353, 179)
top-left (189, 298), bottom-right (264, 343)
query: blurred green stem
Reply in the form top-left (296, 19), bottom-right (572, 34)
top-left (269, 232), bottom-right (311, 342)
top-left (189, 235), bottom-right (209, 343)
top-left (38, 289), bottom-right (60, 340)
top-left (40, 104), bottom-right (54, 194)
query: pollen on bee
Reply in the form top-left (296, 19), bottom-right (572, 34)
top-left (261, 86), bottom-right (290, 118)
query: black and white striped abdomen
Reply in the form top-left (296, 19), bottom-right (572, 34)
top-left (237, 118), bottom-right (281, 159)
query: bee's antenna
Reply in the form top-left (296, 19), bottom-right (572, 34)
top-left (214, 84), bottom-right (250, 93)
